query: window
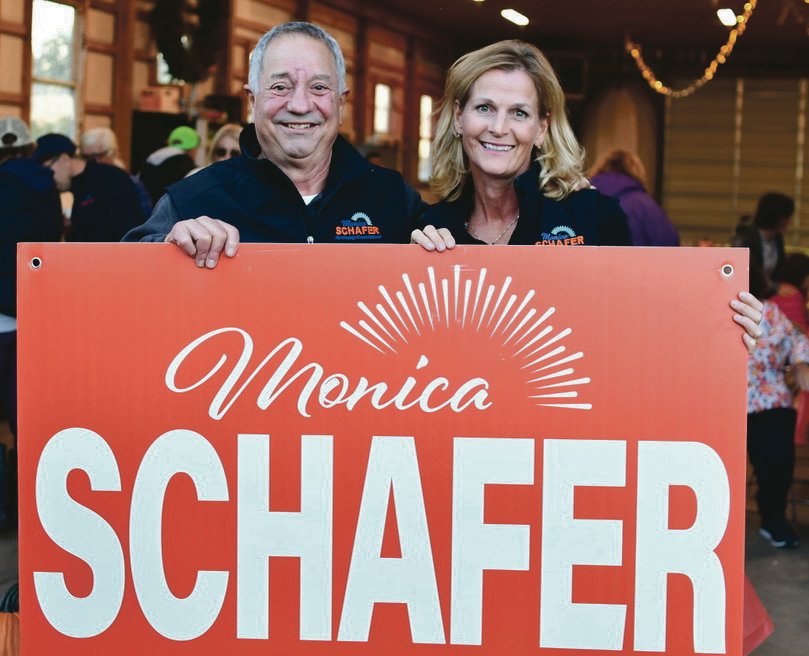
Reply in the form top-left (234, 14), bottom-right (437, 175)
top-left (373, 83), bottom-right (391, 135)
top-left (30, 0), bottom-right (78, 138)
top-left (156, 52), bottom-right (175, 86)
top-left (417, 95), bottom-right (434, 183)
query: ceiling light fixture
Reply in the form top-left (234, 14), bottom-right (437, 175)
top-left (716, 8), bottom-right (738, 26)
top-left (501, 9), bottom-right (529, 26)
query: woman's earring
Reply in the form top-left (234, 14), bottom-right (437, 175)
top-left (453, 130), bottom-right (461, 138)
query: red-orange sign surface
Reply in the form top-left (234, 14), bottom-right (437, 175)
top-left (18, 244), bottom-right (748, 655)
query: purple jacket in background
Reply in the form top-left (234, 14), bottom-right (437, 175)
top-left (589, 171), bottom-right (680, 246)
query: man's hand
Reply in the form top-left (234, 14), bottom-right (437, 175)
top-left (410, 225), bottom-right (456, 252)
top-left (164, 216), bottom-right (240, 268)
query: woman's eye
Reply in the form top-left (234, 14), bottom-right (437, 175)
top-left (515, 109), bottom-right (528, 118)
top-left (476, 104), bottom-right (490, 113)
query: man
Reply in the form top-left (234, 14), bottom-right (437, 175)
top-left (123, 22), bottom-right (427, 267)
top-left (33, 133), bottom-right (146, 242)
top-left (138, 125), bottom-right (200, 207)
top-left (0, 116), bottom-right (62, 525)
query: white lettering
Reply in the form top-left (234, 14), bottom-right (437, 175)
top-left (634, 442), bottom-right (729, 653)
top-left (237, 434), bottom-right (333, 640)
top-left (34, 428), bottom-right (125, 638)
top-left (539, 439), bottom-right (627, 650)
top-left (450, 437), bottom-right (533, 645)
top-left (130, 430), bottom-right (229, 640)
top-left (165, 328), bottom-right (492, 419)
top-left (338, 436), bottom-right (444, 644)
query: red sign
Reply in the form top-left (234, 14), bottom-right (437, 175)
top-left (18, 244), bottom-right (748, 655)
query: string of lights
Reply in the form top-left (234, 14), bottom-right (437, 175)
top-left (625, 0), bottom-right (758, 98)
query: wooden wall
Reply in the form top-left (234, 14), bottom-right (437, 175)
top-left (2, 0), bottom-right (453, 187)
top-left (0, 0), bottom-right (31, 119)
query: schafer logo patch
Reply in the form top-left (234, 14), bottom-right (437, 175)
top-left (537, 224), bottom-right (585, 246)
top-left (335, 212), bottom-right (382, 241)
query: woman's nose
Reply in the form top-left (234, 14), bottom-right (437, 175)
top-left (488, 111), bottom-right (507, 135)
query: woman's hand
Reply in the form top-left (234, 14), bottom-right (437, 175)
top-left (410, 225), bottom-right (457, 252)
top-left (730, 291), bottom-right (764, 355)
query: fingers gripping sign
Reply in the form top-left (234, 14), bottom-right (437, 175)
top-left (165, 217), bottom-right (240, 268)
top-left (730, 291), bottom-right (764, 355)
top-left (410, 225), bottom-right (457, 253)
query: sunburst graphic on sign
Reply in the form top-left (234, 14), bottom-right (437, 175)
top-left (339, 265), bottom-right (591, 410)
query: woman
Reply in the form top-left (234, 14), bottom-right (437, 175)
top-left (746, 261), bottom-right (809, 548)
top-left (589, 149), bottom-right (679, 246)
top-left (207, 123), bottom-right (243, 165)
top-left (186, 124), bottom-right (243, 178)
top-left (412, 39), bottom-right (762, 352)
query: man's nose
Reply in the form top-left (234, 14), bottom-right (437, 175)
top-left (286, 84), bottom-right (312, 113)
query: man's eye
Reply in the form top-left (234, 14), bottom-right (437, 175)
top-left (313, 84), bottom-right (328, 92)
top-left (270, 84), bottom-right (288, 92)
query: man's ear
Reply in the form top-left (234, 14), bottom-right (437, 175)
top-left (244, 84), bottom-right (256, 113)
top-left (338, 89), bottom-right (349, 125)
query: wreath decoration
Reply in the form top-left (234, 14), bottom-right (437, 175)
top-left (149, 0), bottom-right (229, 84)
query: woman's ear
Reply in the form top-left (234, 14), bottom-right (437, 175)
top-left (453, 99), bottom-right (463, 135)
top-left (534, 114), bottom-right (550, 149)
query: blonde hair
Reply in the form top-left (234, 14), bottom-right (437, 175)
top-left (589, 149), bottom-right (648, 190)
top-left (207, 123), bottom-right (243, 164)
top-left (431, 40), bottom-right (587, 202)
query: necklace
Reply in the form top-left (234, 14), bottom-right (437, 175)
top-left (464, 215), bottom-right (519, 245)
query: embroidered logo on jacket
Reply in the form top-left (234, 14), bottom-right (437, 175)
top-left (335, 212), bottom-right (382, 240)
top-left (536, 225), bottom-right (585, 246)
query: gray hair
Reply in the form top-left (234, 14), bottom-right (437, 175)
top-left (248, 22), bottom-right (346, 95)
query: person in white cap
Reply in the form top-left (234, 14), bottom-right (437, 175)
top-left (0, 116), bottom-right (63, 525)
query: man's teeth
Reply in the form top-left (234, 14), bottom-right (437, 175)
top-left (482, 143), bottom-right (513, 151)
top-left (286, 123), bottom-right (314, 129)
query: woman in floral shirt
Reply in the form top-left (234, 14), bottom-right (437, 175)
top-left (747, 261), bottom-right (809, 548)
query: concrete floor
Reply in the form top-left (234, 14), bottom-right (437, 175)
top-left (744, 511), bottom-right (809, 655)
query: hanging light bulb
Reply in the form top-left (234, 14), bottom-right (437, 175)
top-left (626, 0), bottom-right (758, 98)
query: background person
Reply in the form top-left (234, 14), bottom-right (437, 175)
top-left (81, 126), bottom-right (152, 217)
top-left (589, 148), bottom-right (679, 246)
top-left (186, 123), bottom-right (244, 177)
top-left (33, 133), bottom-right (146, 242)
top-left (733, 192), bottom-right (794, 289)
top-left (138, 125), bottom-right (201, 207)
top-left (0, 116), bottom-right (62, 525)
top-left (207, 123), bottom-right (243, 164)
top-left (746, 260), bottom-right (809, 548)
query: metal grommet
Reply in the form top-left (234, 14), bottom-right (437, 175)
top-left (721, 264), bottom-right (733, 277)
top-left (30, 257), bottom-right (42, 270)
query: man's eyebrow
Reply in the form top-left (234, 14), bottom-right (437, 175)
top-left (267, 72), bottom-right (334, 83)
